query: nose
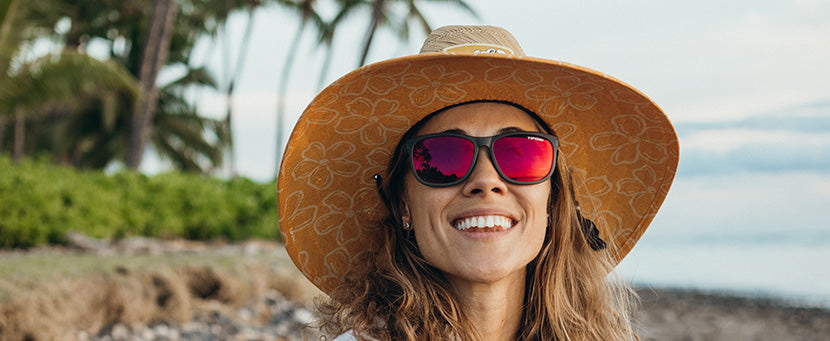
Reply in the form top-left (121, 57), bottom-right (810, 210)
top-left (462, 147), bottom-right (507, 196)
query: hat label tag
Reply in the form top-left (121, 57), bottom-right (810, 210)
top-left (442, 43), bottom-right (515, 55)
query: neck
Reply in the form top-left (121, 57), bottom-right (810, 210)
top-left (449, 270), bottom-right (526, 341)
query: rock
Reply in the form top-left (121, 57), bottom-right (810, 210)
top-left (65, 231), bottom-right (108, 252)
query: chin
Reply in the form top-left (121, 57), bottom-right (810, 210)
top-left (454, 264), bottom-right (527, 284)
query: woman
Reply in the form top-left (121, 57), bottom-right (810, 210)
top-left (278, 26), bottom-right (679, 340)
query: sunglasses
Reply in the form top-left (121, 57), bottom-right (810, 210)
top-left (405, 131), bottom-right (558, 187)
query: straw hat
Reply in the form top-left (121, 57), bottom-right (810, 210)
top-left (278, 25), bottom-right (679, 294)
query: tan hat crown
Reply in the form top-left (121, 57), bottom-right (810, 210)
top-left (419, 25), bottom-right (526, 56)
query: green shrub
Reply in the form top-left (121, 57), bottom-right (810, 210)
top-left (0, 156), bottom-right (278, 248)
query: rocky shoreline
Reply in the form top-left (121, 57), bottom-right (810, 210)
top-left (3, 236), bottom-right (830, 341)
top-left (75, 289), bottom-right (830, 341)
top-left (76, 290), bottom-right (319, 341)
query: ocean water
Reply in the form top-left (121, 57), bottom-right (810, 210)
top-left (611, 170), bottom-right (830, 308)
top-left (618, 229), bottom-right (830, 308)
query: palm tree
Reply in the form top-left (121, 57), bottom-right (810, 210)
top-left (127, 0), bottom-right (179, 169)
top-left (222, 1), bottom-right (263, 177)
top-left (0, 51), bottom-right (227, 171)
top-left (149, 67), bottom-right (228, 172)
top-left (0, 0), bottom-right (239, 171)
top-left (0, 0), bottom-right (22, 154)
top-left (0, 0), bottom-right (139, 162)
top-left (357, 0), bottom-right (477, 66)
top-left (0, 52), bottom-right (139, 163)
top-left (315, 0), bottom-right (362, 90)
top-left (0, 0), bottom-right (20, 58)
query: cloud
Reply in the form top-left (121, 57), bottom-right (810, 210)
top-left (644, 171), bottom-right (830, 238)
top-left (679, 142), bottom-right (830, 176)
top-left (676, 100), bottom-right (830, 176)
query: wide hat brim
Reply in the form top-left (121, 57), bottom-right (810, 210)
top-left (278, 52), bottom-right (679, 294)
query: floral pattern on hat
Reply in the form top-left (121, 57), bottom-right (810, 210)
top-left (616, 165), bottom-right (661, 218)
top-left (551, 122), bottom-right (580, 158)
top-left (315, 188), bottom-right (380, 245)
top-left (281, 191), bottom-right (318, 238)
top-left (590, 115), bottom-right (671, 165)
top-left (525, 76), bottom-right (603, 115)
top-left (293, 141), bottom-right (361, 190)
top-left (304, 93), bottom-right (341, 125)
top-left (320, 247), bottom-right (353, 288)
top-left (484, 59), bottom-right (545, 85)
top-left (340, 62), bottom-right (410, 96)
top-left (402, 64), bottom-right (473, 107)
top-left (361, 147), bottom-right (393, 186)
top-left (336, 98), bottom-right (410, 145)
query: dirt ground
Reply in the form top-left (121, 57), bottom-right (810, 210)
top-left (2, 237), bottom-right (829, 340)
top-left (635, 287), bottom-right (830, 341)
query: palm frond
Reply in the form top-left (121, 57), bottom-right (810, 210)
top-left (152, 88), bottom-right (227, 171)
top-left (420, 0), bottom-right (478, 18)
top-left (1, 51), bottom-right (138, 117)
top-left (164, 65), bottom-right (217, 90)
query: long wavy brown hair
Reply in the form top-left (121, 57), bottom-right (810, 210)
top-left (316, 102), bottom-right (638, 340)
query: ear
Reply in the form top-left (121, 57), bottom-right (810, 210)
top-left (400, 199), bottom-right (411, 223)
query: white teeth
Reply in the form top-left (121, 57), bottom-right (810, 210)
top-left (453, 215), bottom-right (514, 231)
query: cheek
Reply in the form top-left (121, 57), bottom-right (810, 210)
top-left (526, 184), bottom-right (553, 241)
top-left (403, 175), bottom-right (449, 223)
top-left (529, 184), bottom-right (552, 217)
top-left (526, 187), bottom-right (552, 260)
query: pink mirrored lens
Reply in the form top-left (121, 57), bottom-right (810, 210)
top-left (493, 136), bottom-right (554, 182)
top-left (412, 136), bottom-right (474, 184)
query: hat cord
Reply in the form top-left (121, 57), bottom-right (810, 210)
top-left (567, 171), bottom-right (607, 251)
top-left (577, 210), bottom-right (607, 251)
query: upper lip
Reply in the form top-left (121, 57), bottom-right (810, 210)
top-left (450, 207), bottom-right (518, 226)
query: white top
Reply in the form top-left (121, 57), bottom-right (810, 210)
top-left (333, 331), bottom-right (358, 341)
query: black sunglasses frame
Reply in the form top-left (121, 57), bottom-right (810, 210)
top-left (405, 131), bottom-right (559, 187)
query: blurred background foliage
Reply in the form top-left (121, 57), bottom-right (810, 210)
top-left (0, 0), bottom-right (475, 172)
top-left (0, 155), bottom-right (277, 248)
top-left (0, 0), bottom-right (474, 247)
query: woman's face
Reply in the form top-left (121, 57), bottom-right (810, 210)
top-left (401, 102), bottom-right (551, 286)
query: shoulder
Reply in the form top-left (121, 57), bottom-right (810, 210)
top-left (333, 330), bottom-right (358, 341)
top-left (333, 330), bottom-right (378, 341)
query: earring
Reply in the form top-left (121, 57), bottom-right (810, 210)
top-left (403, 222), bottom-right (411, 230)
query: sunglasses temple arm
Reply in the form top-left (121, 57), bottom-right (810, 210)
top-left (373, 174), bottom-right (396, 216)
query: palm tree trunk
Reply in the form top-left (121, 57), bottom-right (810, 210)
top-left (359, 0), bottom-right (386, 66)
top-left (276, 18), bottom-right (307, 175)
top-left (221, 1), bottom-right (233, 176)
top-left (0, 0), bottom-right (14, 155)
top-left (0, 0), bottom-right (20, 76)
top-left (0, 118), bottom-right (5, 154)
top-left (12, 108), bottom-right (23, 162)
top-left (126, 0), bottom-right (178, 169)
top-left (0, 0), bottom-right (19, 48)
top-left (317, 40), bottom-right (334, 90)
top-left (224, 5), bottom-right (257, 177)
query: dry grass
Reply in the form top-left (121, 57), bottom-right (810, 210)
top-left (0, 242), bottom-right (322, 341)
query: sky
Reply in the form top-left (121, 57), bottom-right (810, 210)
top-left (152, 0), bottom-right (830, 299)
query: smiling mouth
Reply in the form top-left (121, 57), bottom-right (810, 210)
top-left (452, 215), bottom-right (515, 231)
